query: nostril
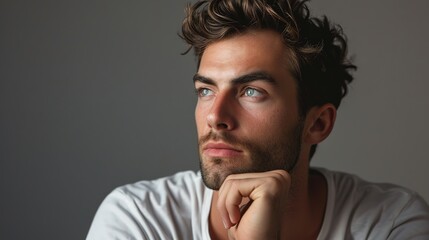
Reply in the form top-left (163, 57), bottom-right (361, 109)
top-left (216, 123), bottom-right (228, 129)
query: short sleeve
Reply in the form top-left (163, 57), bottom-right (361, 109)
top-left (86, 189), bottom-right (150, 240)
top-left (387, 193), bottom-right (429, 240)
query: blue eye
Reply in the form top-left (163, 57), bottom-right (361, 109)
top-left (244, 88), bottom-right (262, 97)
top-left (198, 88), bottom-right (214, 97)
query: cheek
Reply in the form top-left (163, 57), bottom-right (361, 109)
top-left (244, 109), bottom-right (278, 131)
top-left (195, 103), bottom-right (207, 134)
top-left (242, 105), bottom-right (294, 138)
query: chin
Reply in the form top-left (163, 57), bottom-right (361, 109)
top-left (200, 158), bottom-right (255, 190)
top-left (200, 161), bottom-right (229, 190)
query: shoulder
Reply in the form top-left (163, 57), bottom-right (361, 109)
top-left (87, 171), bottom-right (211, 240)
top-left (316, 168), bottom-right (429, 239)
top-left (116, 170), bottom-right (205, 201)
top-left (321, 168), bottom-right (424, 210)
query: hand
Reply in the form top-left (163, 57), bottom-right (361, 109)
top-left (217, 170), bottom-right (291, 240)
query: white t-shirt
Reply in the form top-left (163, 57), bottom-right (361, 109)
top-left (87, 168), bottom-right (429, 239)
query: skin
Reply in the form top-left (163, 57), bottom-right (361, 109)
top-left (194, 29), bottom-right (336, 239)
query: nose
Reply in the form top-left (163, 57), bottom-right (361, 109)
top-left (206, 93), bottom-right (237, 131)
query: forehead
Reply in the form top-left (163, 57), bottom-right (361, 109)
top-left (198, 30), bottom-right (295, 82)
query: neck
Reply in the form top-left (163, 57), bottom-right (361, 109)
top-left (281, 165), bottom-right (327, 239)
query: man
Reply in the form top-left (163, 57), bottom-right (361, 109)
top-left (87, 0), bottom-right (429, 239)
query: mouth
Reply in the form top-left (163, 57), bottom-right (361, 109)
top-left (202, 142), bottom-right (243, 158)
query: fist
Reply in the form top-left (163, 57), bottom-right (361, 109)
top-left (217, 170), bottom-right (291, 239)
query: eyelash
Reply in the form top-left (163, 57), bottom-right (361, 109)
top-left (243, 87), bottom-right (263, 97)
top-left (195, 87), bottom-right (213, 97)
top-left (194, 86), bottom-right (266, 100)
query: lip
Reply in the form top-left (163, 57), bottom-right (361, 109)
top-left (202, 142), bottom-right (242, 158)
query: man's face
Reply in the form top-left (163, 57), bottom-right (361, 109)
top-left (195, 30), bottom-right (303, 190)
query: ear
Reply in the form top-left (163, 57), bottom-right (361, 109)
top-left (303, 104), bottom-right (337, 145)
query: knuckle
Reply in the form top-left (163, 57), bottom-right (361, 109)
top-left (265, 171), bottom-right (290, 189)
top-left (222, 177), bottom-right (233, 187)
top-left (230, 180), bottom-right (240, 189)
top-left (224, 174), bottom-right (235, 183)
top-left (265, 176), bottom-right (281, 187)
top-left (273, 169), bottom-right (290, 182)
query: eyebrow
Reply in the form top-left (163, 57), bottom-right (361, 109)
top-left (193, 71), bottom-right (277, 86)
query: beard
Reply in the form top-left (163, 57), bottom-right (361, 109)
top-left (198, 121), bottom-right (303, 190)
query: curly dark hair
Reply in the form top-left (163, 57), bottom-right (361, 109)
top-left (181, 0), bottom-right (356, 159)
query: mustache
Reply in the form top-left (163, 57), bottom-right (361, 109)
top-left (198, 131), bottom-right (243, 147)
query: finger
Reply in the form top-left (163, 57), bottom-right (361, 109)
top-left (223, 170), bottom-right (290, 202)
top-left (220, 177), bottom-right (264, 226)
top-left (224, 179), bottom-right (245, 225)
top-left (217, 170), bottom-right (291, 228)
top-left (225, 169), bottom-right (289, 181)
top-left (217, 178), bottom-right (234, 228)
top-left (218, 178), bottom-right (250, 227)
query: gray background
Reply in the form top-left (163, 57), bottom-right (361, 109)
top-left (1, 0), bottom-right (428, 239)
